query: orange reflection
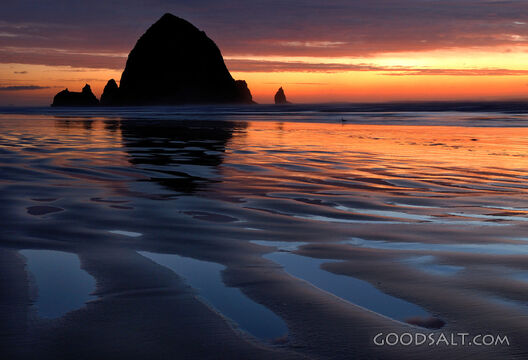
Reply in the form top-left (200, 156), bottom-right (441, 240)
top-left (223, 121), bottom-right (528, 195)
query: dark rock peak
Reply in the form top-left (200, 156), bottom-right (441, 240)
top-left (117, 13), bottom-right (253, 105)
top-left (100, 79), bottom-right (119, 106)
top-left (82, 84), bottom-right (92, 93)
top-left (103, 79), bottom-right (118, 92)
top-left (51, 84), bottom-right (99, 107)
top-left (157, 13), bottom-right (199, 33)
top-left (235, 80), bottom-right (254, 104)
top-left (274, 87), bottom-right (291, 104)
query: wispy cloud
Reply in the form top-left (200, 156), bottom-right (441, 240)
top-left (264, 82), bottom-right (329, 85)
top-left (0, 32), bottom-right (20, 38)
top-left (0, 85), bottom-right (50, 91)
top-left (277, 41), bottom-right (347, 48)
top-left (227, 58), bottom-right (528, 76)
top-left (385, 68), bottom-right (528, 76)
top-left (226, 59), bottom-right (378, 72)
top-left (2, 0), bottom-right (528, 63)
top-left (0, 46), bottom-right (126, 69)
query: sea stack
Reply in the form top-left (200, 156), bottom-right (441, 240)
top-left (105, 13), bottom-right (254, 105)
top-left (51, 84), bottom-right (99, 107)
top-left (53, 13), bottom-right (255, 106)
top-left (274, 87), bottom-right (291, 104)
top-left (100, 79), bottom-right (120, 106)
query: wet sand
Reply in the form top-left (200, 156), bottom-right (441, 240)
top-left (1, 111), bottom-right (528, 359)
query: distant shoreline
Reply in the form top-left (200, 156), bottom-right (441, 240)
top-left (3, 100), bottom-right (528, 114)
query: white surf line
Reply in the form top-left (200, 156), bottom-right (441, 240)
top-left (385, 202), bottom-right (441, 209)
top-left (294, 214), bottom-right (407, 224)
top-left (448, 212), bottom-right (528, 222)
top-left (400, 255), bottom-right (464, 276)
top-left (108, 230), bottom-right (143, 237)
top-left (485, 205), bottom-right (528, 212)
top-left (334, 205), bottom-right (435, 221)
top-left (295, 214), bottom-right (509, 226)
top-left (345, 237), bottom-right (528, 255)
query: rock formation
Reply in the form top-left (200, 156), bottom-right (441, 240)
top-left (274, 87), bottom-right (291, 104)
top-left (234, 80), bottom-right (253, 104)
top-left (52, 13), bottom-right (255, 106)
top-left (100, 79), bottom-right (120, 106)
top-left (110, 13), bottom-right (253, 105)
top-left (51, 84), bottom-right (99, 107)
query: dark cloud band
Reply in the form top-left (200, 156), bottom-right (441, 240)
top-left (1, 0), bottom-right (528, 63)
top-left (0, 85), bottom-right (50, 91)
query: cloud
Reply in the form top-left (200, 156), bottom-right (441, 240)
top-left (0, 85), bottom-right (51, 91)
top-left (277, 41), bottom-right (347, 48)
top-left (0, 32), bottom-right (20, 37)
top-left (227, 58), bottom-right (528, 76)
top-left (2, 0), bottom-right (528, 72)
top-left (226, 59), bottom-right (380, 72)
top-left (385, 68), bottom-right (528, 76)
top-left (263, 82), bottom-right (329, 85)
top-left (13, 70), bottom-right (27, 74)
top-left (0, 46), bottom-right (126, 69)
top-left (1, 0), bottom-right (528, 64)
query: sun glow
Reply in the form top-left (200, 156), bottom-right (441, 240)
top-left (229, 46), bottom-right (528, 103)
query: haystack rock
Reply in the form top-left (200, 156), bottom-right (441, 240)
top-left (274, 87), bottom-right (291, 104)
top-left (107, 13), bottom-right (254, 105)
top-left (51, 84), bottom-right (99, 107)
top-left (52, 13), bottom-right (255, 106)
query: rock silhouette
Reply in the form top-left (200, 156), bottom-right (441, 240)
top-left (100, 79), bottom-right (120, 106)
top-left (51, 84), bottom-right (99, 107)
top-left (52, 13), bottom-right (255, 106)
top-left (274, 87), bottom-right (291, 104)
top-left (116, 13), bottom-right (254, 105)
top-left (234, 80), bottom-right (253, 104)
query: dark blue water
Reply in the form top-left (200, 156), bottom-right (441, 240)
top-left (139, 251), bottom-right (288, 341)
top-left (21, 250), bottom-right (96, 318)
top-left (252, 241), bottom-right (432, 324)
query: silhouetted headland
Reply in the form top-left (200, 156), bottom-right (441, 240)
top-left (51, 84), bottom-right (99, 107)
top-left (274, 87), bottom-right (291, 104)
top-left (52, 13), bottom-right (254, 106)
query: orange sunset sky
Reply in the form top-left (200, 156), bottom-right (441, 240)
top-left (2, 0), bottom-right (528, 105)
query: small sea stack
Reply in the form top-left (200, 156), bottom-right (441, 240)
top-left (100, 79), bottom-right (120, 106)
top-left (274, 87), bottom-right (291, 104)
top-left (51, 84), bottom-right (99, 107)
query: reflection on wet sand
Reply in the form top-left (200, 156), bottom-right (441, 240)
top-left (119, 120), bottom-right (247, 193)
top-left (1, 114), bottom-right (528, 359)
top-left (53, 118), bottom-right (248, 195)
top-left (251, 240), bottom-right (441, 328)
top-left (21, 249), bottom-right (96, 318)
top-left (139, 251), bottom-right (289, 341)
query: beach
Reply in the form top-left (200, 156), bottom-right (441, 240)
top-left (1, 106), bottom-right (528, 359)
